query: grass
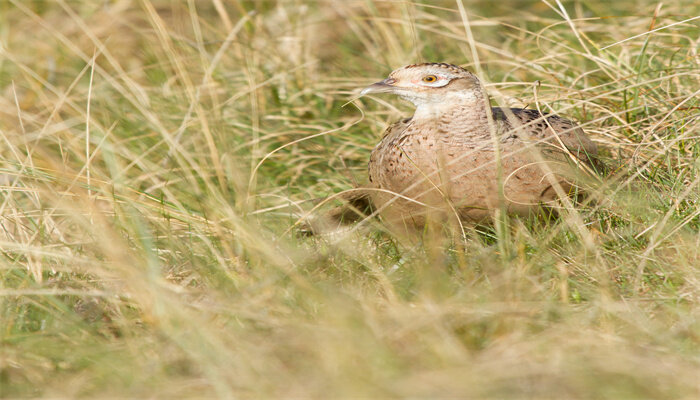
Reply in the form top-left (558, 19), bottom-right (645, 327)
top-left (0, 0), bottom-right (699, 398)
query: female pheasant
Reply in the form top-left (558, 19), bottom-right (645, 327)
top-left (354, 62), bottom-right (602, 228)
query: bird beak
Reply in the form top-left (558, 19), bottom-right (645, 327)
top-left (360, 78), bottom-right (397, 95)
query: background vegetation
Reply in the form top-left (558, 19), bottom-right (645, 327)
top-left (1, 0), bottom-right (699, 397)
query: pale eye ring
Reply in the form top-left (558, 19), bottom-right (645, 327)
top-left (422, 75), bottom-right (438, 83)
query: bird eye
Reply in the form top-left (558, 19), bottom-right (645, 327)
top-left (422, 75), bottom-right (438, 83)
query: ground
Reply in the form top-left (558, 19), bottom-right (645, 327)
top-left (0, 1), bottom-right (699, 398)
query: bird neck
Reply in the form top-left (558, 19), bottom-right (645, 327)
top-left (411, 92), bottom-right (491, 134)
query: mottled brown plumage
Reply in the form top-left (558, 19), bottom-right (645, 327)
top-left (360, 63), bottom-right (602, 227)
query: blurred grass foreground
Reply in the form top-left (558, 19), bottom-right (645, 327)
top-left (1, 0), bottom-right (699, 398)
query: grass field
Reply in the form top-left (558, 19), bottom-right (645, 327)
top-left (1, 0), bottom-right (699, 398)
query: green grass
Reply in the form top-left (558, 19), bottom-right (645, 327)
top-left (1, 0), bottom-right (699, 398)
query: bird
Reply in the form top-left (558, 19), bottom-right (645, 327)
top-left (323, 63), bottom-right (602, 233)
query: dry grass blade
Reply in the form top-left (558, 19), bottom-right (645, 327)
top-left (1, 1), bottom-right (699, 398)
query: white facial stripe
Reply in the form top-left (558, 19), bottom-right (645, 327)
top-left (413, 75), bottom-right (450, 87)
top-left (424, 78), bottom-right (450, 87)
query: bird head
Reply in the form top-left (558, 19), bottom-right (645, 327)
top-left (361, 63), bottom-right (484, 107)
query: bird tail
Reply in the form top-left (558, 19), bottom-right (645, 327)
top-left (326, 190), bottom-right (374, 224)
top-left (299, 190), bottom-right (375, 236)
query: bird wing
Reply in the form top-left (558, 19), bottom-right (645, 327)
top-left (492, 107), bottom-right (604, 172)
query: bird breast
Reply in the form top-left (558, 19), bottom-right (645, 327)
top-left (369, 116), bottom-right (490, 196)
